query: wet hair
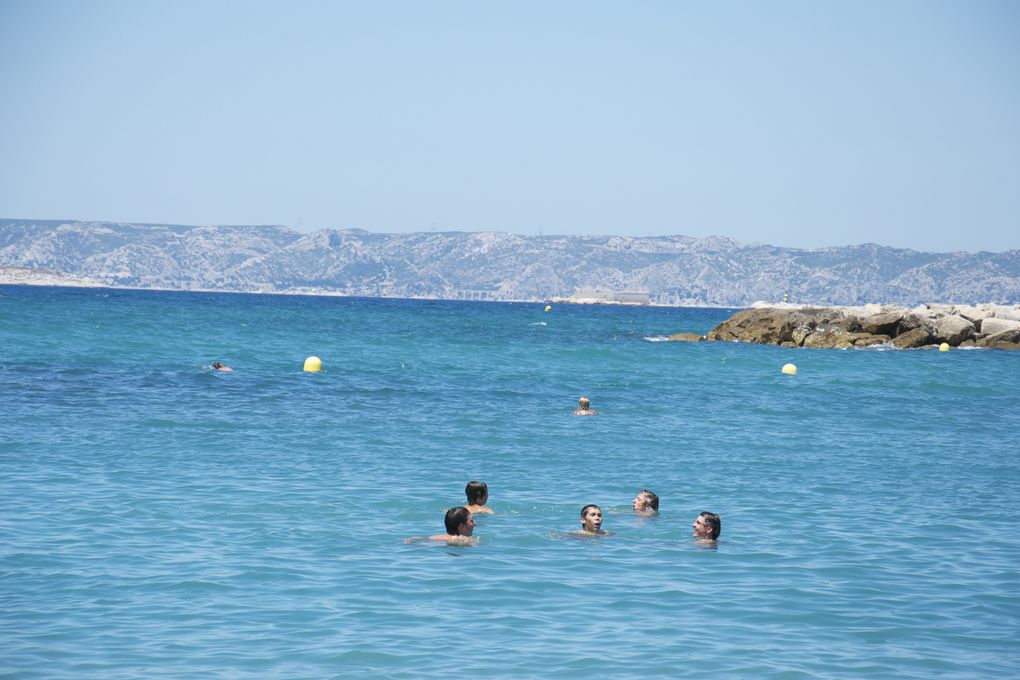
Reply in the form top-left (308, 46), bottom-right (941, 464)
top-left (638, 490), bottom-right (659, 511)
top-left (578, 396), bottom-right (590, 409)
top-left (699, 511), bottom-right (721, 540)
top-left (580, 504), bottom-right (601, 519)
top-left (465, 481), bottom-right (488, 505)
top-left (211, 362), bottom-right (223, 369)
top-left (444, 506), bottom-right (472, 535)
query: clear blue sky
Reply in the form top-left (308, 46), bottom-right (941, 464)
top-left (1, 1), bottom-right (1017, 252)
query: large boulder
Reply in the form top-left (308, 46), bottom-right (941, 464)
top-left (992, 307), bottom-right (1020, 322)
top-left (954, 305), bottom-right (995, 325)
top-left (858, 311), bottom-right (904, 336)
top-left (979, 317), bottom-right (1020, 337)
top-left (898, 312), bottom-right (932, 334)
top-left (891, 326), bottom-right (932, 348)
top-left (798, 329), bottom-right (891, 349)
top-left (976, 328), bottom-right (1020, 346)
top-left (980, 340), bottom-right (1020, 350)
top-left (927, 304), bottom-right (956, 317)
top-left (705, 308), bottom-right (836, 345)
top-left (791, 322), bottom-right (819, 346)
top-left (850, 334), bottom-right (892, 347)
top-left (933, 315), bottom-right (975, 345)
top-left (667, 332), bottom-right (704, 342)
top-left (801, 329), bottom-right (850, 348)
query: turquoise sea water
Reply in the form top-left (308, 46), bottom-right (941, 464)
top-left (2, 285), bottom-right (1019, 678)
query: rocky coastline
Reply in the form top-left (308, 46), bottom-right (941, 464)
top-left (670, 303), bottom-right (1020, 350)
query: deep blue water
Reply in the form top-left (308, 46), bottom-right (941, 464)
top-left (1, 285), bottom-right (1018, 678)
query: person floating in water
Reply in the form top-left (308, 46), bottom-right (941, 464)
top-left (573, 395), bottom-right (597, 416)
top-left (692, 511), bottom-right (721, 543)
top-left (574, 504), bottom-right (613, 536)
top-left (465, 481), bottom-right (494, 514)
top-left (405, 507), bottom-right (478, 545)
top-left (632, 489), bottom-right (659, 514)
top-left (211, 362), bottom-right (233, 372)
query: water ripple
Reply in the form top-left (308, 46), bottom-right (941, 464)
top-left (1, 288), bottom-right (1018, 677)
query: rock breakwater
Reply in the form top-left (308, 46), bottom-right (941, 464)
top-left (670, 303), bottom-right (1020, 350)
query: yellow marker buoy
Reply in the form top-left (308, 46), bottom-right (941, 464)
top-left (545, 305), bottom-right (552, 312)
top-left (781, 363), bottom-right (797, 375)
top-left (303, 356), bottom-right (322, 372)
top-left (938, 343), bottom-right (950, 352)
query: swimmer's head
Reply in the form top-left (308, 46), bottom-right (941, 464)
top-left (444, 507), bottom-right (475, 536)
top-left (578, 396), bottom-right (590, 410)
top-left (212, 362), bottom-right (223, 369)
top-left (580, 504), bottom-right (603, 532)
top-left (693, 511), bottom-right (721, 540)
top-left (465, 481), bottom-right (488, 505)
top-left (633, 490), bottom-right (659, 512)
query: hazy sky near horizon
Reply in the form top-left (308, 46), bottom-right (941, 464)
top-left (1, 1), bottom-right (1018, 253)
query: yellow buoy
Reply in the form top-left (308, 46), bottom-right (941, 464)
top-left (545, 305), bottom-right (552, 312)
top-left (781, 363), bottom-right (797, 375)
top-left (303, 356), bottom-right (322, 372)
top-left (938, 343), bottom-right (950, 352)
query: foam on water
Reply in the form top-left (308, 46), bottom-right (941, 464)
top-left (2, 286), bottom-right (1019, 678)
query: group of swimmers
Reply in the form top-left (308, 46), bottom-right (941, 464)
top-left (202, 378), bottom-right (716, 544)
top-left (407, 481), bottom-right (722, 547)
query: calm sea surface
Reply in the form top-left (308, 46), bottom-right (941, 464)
top-left (2, 285), bottom-right (1018, 678)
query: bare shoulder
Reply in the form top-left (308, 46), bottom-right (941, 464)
top-left (428, 534), bottom-right (478, 545)
top-left (467, 505), bottom-right (495, 514)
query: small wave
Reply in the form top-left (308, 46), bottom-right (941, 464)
top-left (643, 336), bottom-right (670, 342)
top-left (529, 321), bottom-right (547, 327)
top-left (856, 342), bottom-right (896, 351)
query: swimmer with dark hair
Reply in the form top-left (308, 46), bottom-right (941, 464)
top-left (632, 489), bottom-right (659, 514)
top-left (573, 395), bottom-right (597, 416)
top-left (405, 507), bottom-right (478, 545)
top-left (465, 481), bottom-right (494, 514)
top-left (692, 511), bottom-right (721, 542)
top-left (574, 504), bottom-right (613, 536)
top-left (211, 362), bottom-right (233, 372)
top-left (431, 507), bottom-right (477, 544)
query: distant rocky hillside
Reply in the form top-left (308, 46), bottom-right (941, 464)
top-left (1, 219), bottom-right (1018, 306)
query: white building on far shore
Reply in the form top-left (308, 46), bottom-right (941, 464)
top-left (569, 288), bottom-right (650, 305)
